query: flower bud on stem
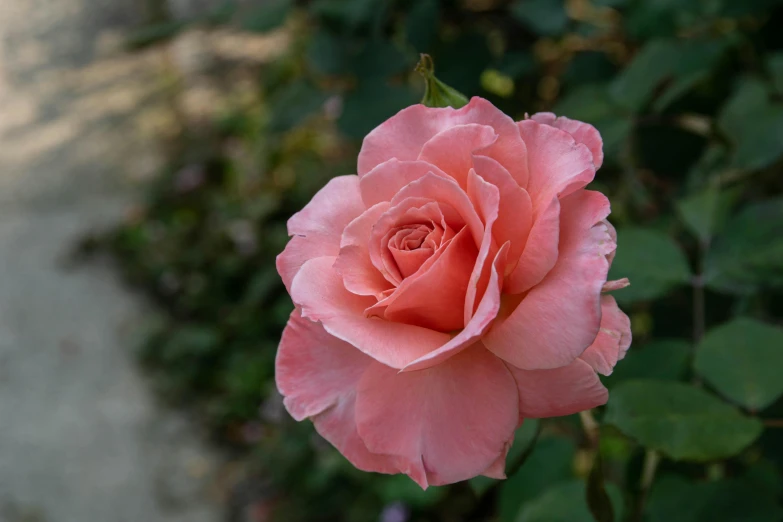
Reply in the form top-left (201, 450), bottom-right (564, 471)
top-left (415, 54), bottom-right (469, 109)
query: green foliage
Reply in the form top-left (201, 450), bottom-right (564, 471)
top-left (603, 340), bottom-right (691, 389)
top-left (104, 0), bottom-right (783, 520)
top-left (695, 318), bottom-right (783, 411)
top-left (607, 228), bottom-right (692, 304)
top-left (704, 198), bottom-right (783, 293)
top-left (516, 480), bottom-right (624, 522)
top-left (606, 381), bottom-right (763, 461)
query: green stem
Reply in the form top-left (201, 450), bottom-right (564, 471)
top-left (635, 450), bottom-right (660, 522)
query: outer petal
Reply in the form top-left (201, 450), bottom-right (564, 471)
top-left (335, 203), bottom-right (393, 297)
top-left (355, 347), bottom-right (518, 488)
top-left (291, 256), bottom-right (450, 369)
top-left (505, 196), bottom-right (560, 294)
top-left (530, 112), bottom-right (604, 170)
top-left (484, 190), bottom-right (613, 370)
top-left (275, 310), bottom-right (398, 474)
top-left (518, 119), bottom-right (595, 213)
top-left (359, 159), bottom-right (453, 207)
top-left (358, 97), bottom-right (528, 187)
top-left (508, 358), bottom-right (609, 418)
top-left (277, 176), bottom-right (366, 291)
top-left (418, 124), bottom-right (498, 188)
top-left (580, 295), bottom-right (632, 375)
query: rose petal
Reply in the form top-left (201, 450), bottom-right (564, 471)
top-left (518, 119), bottom-right (595, 213)
top-left (355, 346), bottom-right (518, 488)
top-left (370, 227), bottom-right (477, 332)
top-left (369, 199), bottom-right (454, 285)
top-left (359, 159), bottom-right (453, 207)
top-left (504, 196), bottom-right (560, 294)
top-left (481, 440), bottom-right (512, 479)
top-left (464, 169), bottom-right (500, 323)
top-left (472, 155), bottom-right (533, 265)
top-left (277, 175), bottom-right (365, 291)
top-left (531, 112), bottom-right (604, 170)
top-left (508, 357), bottom-right (609, 418)
top-left (276, 310), bottom-right (398, 473)
top-left (291, 256), bottom-right (450, 369)
top-left (602, 278), bottom-right (630, 292)
top-left (580, 295), bottom-right (632, 376)
top-left (391, 173), bottom-right (485, 247)
top-left (418, 124), bottom-right (498, 188)
top-left (335, 203), bottom-right (393, 297)
top-left (401, 242), bottom-right (510, 372)
top-left (358, 98), bottom-right (528, 187)
top-left (484, 190), bottom-right (613, 370)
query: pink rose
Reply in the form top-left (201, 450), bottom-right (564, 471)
top-left (275, 98), bottom-right (631, 488)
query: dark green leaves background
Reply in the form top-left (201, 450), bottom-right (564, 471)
top-left (98, 0), bottom-right (783, 520)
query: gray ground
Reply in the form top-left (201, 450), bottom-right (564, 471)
top-left (0, 1), bottom-right (224, 521)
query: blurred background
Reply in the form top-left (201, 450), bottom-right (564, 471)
top-left (2, 0), bottom-right (783, 521)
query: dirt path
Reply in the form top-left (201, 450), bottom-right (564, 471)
top-left (0, 1), bottom-right (222, 521)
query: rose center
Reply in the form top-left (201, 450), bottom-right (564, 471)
top-left (386, 224), bottom-right (443, 279)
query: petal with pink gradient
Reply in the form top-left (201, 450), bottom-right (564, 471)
top-left (355, 347), bottom-right (518, 488)
top-left (531, 112), bottom-right (604, 170)
top-left (505, 196), bottom-right (560, 294)
top-left (335, 203), bottom-right (393, 297)
top-left (275, 309), bottom-right (398, 473)
top-left (401, 242), bottom-right (509, 372)
top-left (464, 169), bottom-right (500, 322)
top-left (484, 190), bottom-right (613, 370)
top-left (508, 357), bottom-right (609, 418)
top-left (371, 227), bottom-right (477, 332)
top-left (291, 256), bottom-right (450, 368)
top-left (391, 173), bottom-right (485, 247)
top-left (277, 175), bottom-right (366, 290)
top-left (358, 98), bottom-right (528, 186)
top-left (418, 124), bottom-right (498, 188)
top-left (518, 119), bottom-right (596, 212)
top-left (472, 155), bottom-right (533, 264)
top-left (359, 159), bottom-right (453, 207)
top-left (580, 295), bottom-right (632, 375)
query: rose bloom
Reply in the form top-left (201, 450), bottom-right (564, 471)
top-left (275, 98), bottom-right (631, 488)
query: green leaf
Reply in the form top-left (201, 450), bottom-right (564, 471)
top-left (647, 473), bottom-right (783, 522)
top-left (605, 380), bottom-right (763, 461)
top-left (586, 454), bottom-right (614, 522)
top-left (704, 198), bottom-right (783, 293)
top-left (610, 40), bottom-right (678, 111)
top-left (607, 228), bottom-right (692, 304)
top-left (510, 0), bottom-right (569, 36)
top-left (310, 0), bottom-right (376, 28)
top-left (306, 29), bottom-right (349, 76)
top-left (241, 0), bottom-right (292, 33)
top-left (405, 0), bottom-right (439, 52)
top-left (768, 52), bottom-right (783, 95)
top-left (694, 318), bottom-right (783, 411)
top-left (516, 480), bottom-right (624, 522)
top-left (499, 437), bottom-right (576, 522)
top-left (470, 419), bottom-right (540, 497)
top-left (603, 340), bottom-right (691, 389)
top-left (610, 39), bottom-right (728, 112)
top-left (718, 77), bottom-right (783, 171)
top-left (267, 80), bottom-right (328, 132)
top-left (338, 80), bottom-right (418, 139)
top-left (676, 187), bottom-right (738, 244)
